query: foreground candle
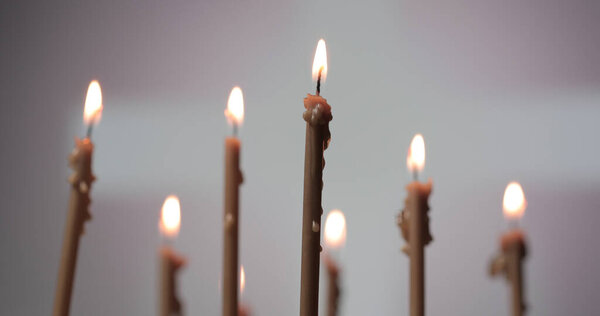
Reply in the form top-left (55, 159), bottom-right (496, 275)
top-left (490, 182), bottom-right (528, 316)
top-left (398, 134), bottom-right (433, 316)
top-left (300, 38), bottom-right (333, 316)
top-left (53, 80), bottom-right (103, 316)
top-left (159, 195), bottom-right (186, 316)
top-left (323, 209), bottom-right (346, 316)
top-left (223, 87), bottom-right (245, 316)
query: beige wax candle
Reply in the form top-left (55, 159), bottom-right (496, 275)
top-left (300, 38), bottom-right (332, 316)
top-left (490, 182), bottom-right (528, 316)
top-left (223, 87), bottom-right (244, 316)
top-left (398, 134), bottom-right (433, 316)
top-left (159, 196), bottom-right (186, 316)
top-left (323, 209), bottom-right (346, 316)
top-left (53, 80), bottom-right (103, 316)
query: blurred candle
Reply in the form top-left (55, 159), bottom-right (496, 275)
top-left (159, 195), bottom-right (186, 316)
top-left (490, 182), bottom-right (528, 316)
top-left (53, 80), bottom-right (103, 316)
top-left (398, 134), bottom-right (433, 316)
top-left (223, 87), bottom-right (244, 316)
top-left (300, 38), bottom-right (333, 316)
top-left (238, 266), bottom-right (251, 316)
top-left (323, 209), bottom-right (346, 316)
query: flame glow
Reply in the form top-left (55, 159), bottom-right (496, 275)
top-left (407, 134), bottom-right (425, 172)
top-left (503, 182), bottom-right (527, 220)
top-left (225, 86), bottom-right (244, 125)
top-left (160, 195), bottom-right (181, 238)
top-left (83, 80), bottom-right (103, 125)
top-left (324, 209), bottom-right (346, 249)
top-left (311, 39), bottom-right (328, 82)
top-left (240, 265), bottom-right (246, 294)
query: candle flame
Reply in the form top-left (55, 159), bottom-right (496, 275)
top-left (83, 80), bottom-right (103, 125)
top-left (240, 265), bottom-right (246, 294)
top-left (324, 209), bottom-right (346, 249)
top-left (312, 39), bottom-right (328, 82)
top-left (225, 86), bottom-right (244, 126)
top-left (407, 134), bottom-right (425, 172)
top-left (160, 195), bottom-right (181, 238)
top-left (503, 182), bottom-right (527, 220)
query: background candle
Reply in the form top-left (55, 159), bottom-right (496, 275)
top-left (159, 195), bottom-right (186, 316)
top-left (53, 80), bottom-right (103, 316)
top-left (223, 87), bottom-right (244, 316)
top-left (323, 209), bottom-right (346, 316)
top-left (300, 38), bottom-right (332, 316)
top-left (490, 182), bottom-right (528, 316)
top-left (238, 265), bottom-right (251, 316)
top-left (398, 134), bottom-right (433, 316)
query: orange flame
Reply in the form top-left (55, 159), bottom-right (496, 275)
top-left (503, 182), bottom-right (526, 220)
top-left (240, 265), bottom-right (246, 294)
top-left (324, 209), bottom-right (346, 249)
top-left (160, 195), bottom-right (181, 238)
top-left (407, 134), bottom-right (425, 172)
top-left (83, 80), bottom-right (103, 125)
top-left (225, 86), bottom-right (244, 126)
top-left (312, 39), bottom-right (328, 82)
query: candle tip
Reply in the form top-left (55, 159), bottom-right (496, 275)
top-left (407, 134), bottom-right (425, 174)
top-left (225, 86), bottom-right (244, 128)
top-left (324, 209), bottom-right (346, 249)
top-left (503, 182), bottom-right (526, 220)
top-left (83, 80), bottom-right (103, 127)
top-left (160, 195), bottom-right (181, 238)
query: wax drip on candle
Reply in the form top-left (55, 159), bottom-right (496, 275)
top-left (83, 80), bottom-right (103, 139)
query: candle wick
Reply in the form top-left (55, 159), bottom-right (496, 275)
top-left (316, 67), bottom-right (323, 96)
top-left (412, 170), bottom-right (418, 182)
top-left (85, 124), bottom-right (93, 139)
top-left (233, 123), bottom-right (239, 138)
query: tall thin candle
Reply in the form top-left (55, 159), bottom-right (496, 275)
top-left (223, 87), bottom-right (245, 316)
top-left (490, 182), bottom-right (528, 316)
top-left (159, 195), bottom-right (186, 316)
top-left (398, 134), bottom-right (433, 316)
top-left (53, 80), bottom-right (103, 316)
top-left (300, 39), bottom-right (333, 316)
top-left (323, 209), bottom-right (346, 316)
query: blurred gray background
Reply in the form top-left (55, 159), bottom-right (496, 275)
top-left (2, 0), bottom-right (600, 315)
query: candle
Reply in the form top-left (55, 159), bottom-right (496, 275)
top-left (323, 209), bottom-right (346, 316)
top-left (300, 38), bottom-right (333, 316)
top-left (223, 87), bottom-right (245, 316)
top-left (238, 265), bottom-right (251, 316)
top-left (53, 80), bottom-right (103, 316)
top-left (159, 195), bottom-right (186, 316)
top-left (397, 134), bottom-right (433, 316)
top-left (489, 182), bottom-right (528, 316)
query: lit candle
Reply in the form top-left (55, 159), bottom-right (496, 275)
top-left (159, 195), bottom-right (186, 316)
top-left (300, 38), bottom-right (332, 316)
top-left (489, 182), bottom-right (528, 316)
top-left (238, 265), bottom-right (251, 316)
top-left (53, 80), bottom-right (103, 316)
top-left (223, 86), bottom-right (245, 316)
top-left (323, 209), bottom-right (346, 316)
top-left (397, 134), bottom-right (433, 316)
